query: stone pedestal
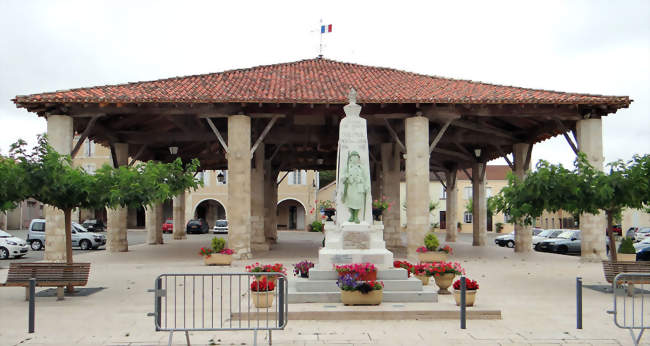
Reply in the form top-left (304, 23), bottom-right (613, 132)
top-left (405, 116), bottom-right (429, 259)
top-left (228, 115), bottom-right (252, 259)
top-left (172, 193), bottom-right (186, 240)
top-left (146, 203), bottom-right (163, 245)
top-left (513, 143), bottom-right (532, 252)
top-left (319, 222), bottom-right (394, 269)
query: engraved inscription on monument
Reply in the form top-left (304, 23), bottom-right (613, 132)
top-left (343, 231), bottom-right (370, 249)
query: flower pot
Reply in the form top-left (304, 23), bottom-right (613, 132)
top-left (418, 252), bottom-right (448, 263)
top-left (251, 290), bottom-right (275, 308)
top-left (338, 270), bottom-right (377, 281)
top-left (254, 275), bottom-right (277, 284)
top-left (340, 290), bottom-right (383, 305)
top-left (372, 208), bottom-right (383, 221)
top-left (324, 208), bottom-right (336, 222)
top-left (434, 273), bottom-right (456, 295)
top-left (453, 289), bottom-right (477, 306)
top-left (415, 274), bottom-right (430, 285)
top-left (203, 254), bottom-right (232, 266)
top-left (300, 271), bottom-right (309, 278)
top-left (618, 253), bottom-right (637, 262)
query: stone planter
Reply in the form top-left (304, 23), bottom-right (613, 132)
top-left (251, 291), bottom-right (275, 308)
top-left (415, 274), bottom-right (430, 285)
top-left (203, 254), bottom-right (232, 266)
top-left (418, 251), bottom-right (448, 263)
top-left (454, 289), bottom-right (477, 306)
top-left (340, 290), bottom-right (383, 305)
top-left (618, 253), bottom-right (637, 262)
top-left (254, 275), bottom-right (278, 284)
top-left (337, 270), bottom-right (377, 281)
top-left (433, 273), bottom-right (456, 295)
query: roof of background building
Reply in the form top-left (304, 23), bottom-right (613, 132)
top-left (14, 58), bottom-right (630, 106)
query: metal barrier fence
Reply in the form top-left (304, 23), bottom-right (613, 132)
top-left (149, 273), bottom-right (288, 346)
top-left (607, 273), bottom-right (649, 346)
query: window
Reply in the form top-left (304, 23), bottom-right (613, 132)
top-left (552, 218), bottom-right (555, 228)
top-left (464, 187), bottom-right (472, 200)
top-left (288, 170), bottom-right (306, 185)
top-left (464, 211), bottom-right (473, 223)
top-left (441, 186), bottom-right (447, 199)
top-left (84, 164), bottom-right (96, 175)
top-left (32, 222), bottom-right (45, 232)
top-left (203, 171), bottom-right (210, 186)
top-left (197, 171), bottom-right (204, 182)
top-left (85, 139), bottom-right (95, 157)
top-left (504, 213), bottom-right (511, 223)
top-left (486, 187), bottom-right (492, 198)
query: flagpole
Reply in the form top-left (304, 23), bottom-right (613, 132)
top-left (319, 18), bottom-right (323, 58)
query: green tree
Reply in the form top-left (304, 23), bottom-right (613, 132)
top-left (1, 136), bottom-right (202, 267)
top-left (494, 153), bottom-right (650, 261)
top-left (319, 170), bottom-right (336, 187)
top-left (465, 197), bottom-right (497, 218)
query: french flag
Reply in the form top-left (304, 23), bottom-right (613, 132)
top-left (321, 24), bottom-right (332, 33)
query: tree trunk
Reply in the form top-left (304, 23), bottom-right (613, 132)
top-left (64, 209), bottom-right (74, 293)
top-left (607, 210), bottom-right (617, 262)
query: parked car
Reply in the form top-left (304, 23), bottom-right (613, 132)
top-left (625, 227), bottom-right (639, 239)
top-left (637, 246), bottom-right (650, 261)
top-left (495, 232), bottom-right (515, 248)
top-left (186, 219), bottom-right (209, 234)
top-left (27, 219), bottom-right (107, 251)
top-left (633, 237), bottom-right (650, 252)
top-left (611, 224), bottom-right (622, 236)
top-left (162, 219), bottom-right (173, 233)
top-left (532, 229), bottom-right (564, 247)
top-left (0, 229), bottom-right (29, 259)
top-left (535, 230), bottom-right (581, 254)
top-left (213, 219), bottom-right (228, 234)
top-left (634, 227), bottom-right (650, 242)
top-left (82, 219), bottom-right (105, 232)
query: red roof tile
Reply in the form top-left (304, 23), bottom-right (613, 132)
top-left (13, 58), bottom-right (631, 106)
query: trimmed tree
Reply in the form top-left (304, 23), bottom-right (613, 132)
top-left (494, 153), bottom-right (650, 261)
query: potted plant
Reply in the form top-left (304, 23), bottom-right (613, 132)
top-left (200, 237), bottom-right (234, 265)
top-left (319, 200), bottom-right (336, 221)
top-left (393, 260), bottom-right (414, 278)
top-left (334, 263), bottom-right (377, 281)
top-left (246, 262), bottom-right (287, 283)
top-left (250, 277), bottom-right (275, 308)
top-left (293, 260), bottom-right (315, 278)
top-left (617, 237), bottom-right (637, 262)
top-left (310, 219), bottom-right (324, 232)
top-left (337, 275), bottom-right (384, 305)
top-left (417, 233), bottom-right (452, 262)
top-left (411, 263), bottom-right (432, 285)
top-left (371, 196), bottom-right (392, 221)
top-left (453, 278), bottom-right (479, 306)
top-left (430, 261), bottom-right (465, 295)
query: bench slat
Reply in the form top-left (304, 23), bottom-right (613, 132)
top-left (1, 262), bottom-right (91, 288)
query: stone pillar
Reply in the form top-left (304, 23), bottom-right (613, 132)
top-left (107, 143), bottom-right (129, 252)
top-left (513, 143), bottom-right (532, 252)
top-left (381, 143), bottom-right (404, 252)
top-left (370, 160), bottom-right (381, 201)
top-left (251, 146), bottom-right (269, 252)
top-left (146, 203), bottom-right (163, 245)
top-left (472, 162), bottom-right (487, 246)
top-left (172, 193), bottom-right (186, 240)
top-left (228, 115), bottom-right (252, 259)
top-left (445, 167), bottom-right (459, 242)
top-left (264, 162), bottom-right (278, 245)
top-left (44, 115), bottom-right (73, 262)
top-left (405, 116), bottom-right (429, 259)
top-left (577, 118), bottom-right (606, 260)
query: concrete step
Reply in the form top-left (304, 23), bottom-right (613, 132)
top-left (288, 288), bottom-right (438, 303)
top-left (294, 278), bottom-right (423, 293)
top-left (308, 268), bottom-right (408, 280)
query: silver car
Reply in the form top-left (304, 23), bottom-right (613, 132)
top-left (532, 229), bottom-right (564, 247)
top-left (536, 230), bottom-right (581, 254)
top-left (27, 219), bottom-right (106, 251)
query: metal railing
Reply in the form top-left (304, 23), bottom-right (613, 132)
top-left (149, 273), bottom-right (288, 346)
top-left (607, 272), bottom-right (649, 346)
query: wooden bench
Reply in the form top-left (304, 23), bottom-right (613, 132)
top-left (602, 261), bottom-right (650, 284)
top-left (0, 262), bottom-right (91, 300)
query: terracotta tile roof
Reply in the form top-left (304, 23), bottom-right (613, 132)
top-left (13, 58), bottom-right (630, 106)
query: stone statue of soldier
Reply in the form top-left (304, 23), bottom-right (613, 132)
top-left (341, 150), bottom-right (369, 223)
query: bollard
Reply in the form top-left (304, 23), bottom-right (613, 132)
top-left (278, 277), bottom-right (285, 327)
top-left (576, 277), bottom-right (582, 329)
top-left (460, 275), bottom-right (466, 329)
top-left (29, 278), bottom-right (35, 333)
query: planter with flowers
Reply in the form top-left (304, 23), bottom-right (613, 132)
top-left (199, 237), bottom-right (234, 266)
top-left (293, 260), bottom-right (315, 278)
top-left (337, 275), bottom-right (384, 305)
top-left (430, 261), bottom-right (465, 295)
top-left (417, 233), bottom-right (453, 262)
top-left (453, 278), bottom-right (479, 306)
top-left (318, 200), bottom-right (336, 221)
top-left (393, 260), bottom-right (414, 278)
top-left (246, 262), bottom-right (287, 283)
top-left (335, 263), bottom-right (377, 281)
top-left (250, 277), bottom-right (276, 308)
top-left (371, 196), bottom-right (392, 221)
top-left (410, 263), bottom-right (434, 285)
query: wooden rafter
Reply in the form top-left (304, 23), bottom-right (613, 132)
top-left (493, 144), bottom-right (514, 170)
top-left (554, 119), bottom-right (579, 155)
top-left (128, 145), bottom-right (147, 167)
top-left (70, 115), bottom-right (102, 158)
top-left (383, 119), bottom-right (406, 152)
top-left (205, 118), bottom-right (229, 153)
top-left (250, 114), bottom-right (281, 156)
top-left (429, 119), bottom-right (453, 154)
top-left (432, 171), bottom-right (447, 190)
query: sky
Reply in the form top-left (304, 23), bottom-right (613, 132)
top-left (0, 0), bottom-right (648, 168)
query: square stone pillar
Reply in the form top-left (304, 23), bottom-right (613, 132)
top-left (380, 143), bottom-right (404, 253)
top-left (107, 143), bottom-right (129, 252)
top-left (445, 168), bottom-right (459, 242)
top-left (513, 143), bottom-right (532, 252)
top-left (228, 115), bottom-right (252, 259)
top-left (251, 146), bottom-right (269, 252)
top-left (577, 118), bottom-right (606, 260)
top-left (146, 203), bottom-right (164, 245)
top-left (44, 115), bottom-right (73, 262)
top-left (472, 162), bottom-right (487, 246)
top-left (405, 116), bottom-right (430, 259)
top-left (172, 193), bottom-right (186, 240)
top-left (264, 161), bottom-right (278, 245)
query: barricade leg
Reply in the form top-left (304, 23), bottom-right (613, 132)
top-left (185, 330), bottom-right (190, 345)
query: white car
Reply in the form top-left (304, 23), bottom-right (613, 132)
top-left (532, 229), bottom-right (564, 247)
top-left (0, 229), bottom-right (29, 259)
top-left (634, 227), bottom-right (650, 242)
top-left (633, 237), bottom-right (650, 252)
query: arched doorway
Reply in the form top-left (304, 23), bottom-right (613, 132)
top-left (277, 199), bottom-right (306, 230)
top-left (194, 199), bottom-right (226, 228)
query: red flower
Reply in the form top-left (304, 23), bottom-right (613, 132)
top-left (250, 278), bottom-right (275, 292)
top-left (453, 278), bottom-right (479, 290)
